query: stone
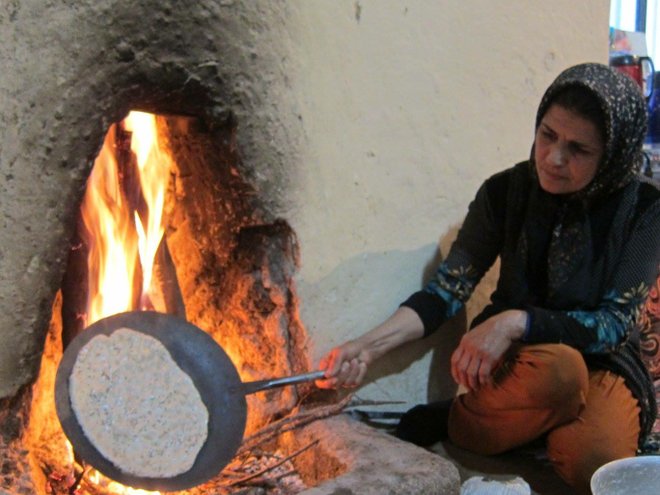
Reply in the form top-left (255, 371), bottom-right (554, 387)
top-left (291, 414), bottom-right (461, 495)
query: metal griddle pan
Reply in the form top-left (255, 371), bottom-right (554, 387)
top-left (54, 311), bottom-right (324, 491)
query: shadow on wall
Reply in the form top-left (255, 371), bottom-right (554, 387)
top-left (364, 226), bottom-right (467, 403)
top-left (302, 222), bottom-right (497, 403)
top-left (365, 310), bottom-right (466, 403)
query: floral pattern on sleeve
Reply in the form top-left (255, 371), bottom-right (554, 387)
top-left (567, 283), bottom-right (650, 353)
top-left (424, 261), bottom-right (481, 320)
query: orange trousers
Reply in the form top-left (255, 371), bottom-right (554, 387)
top-left (447, 344), bottom-right (641, 494)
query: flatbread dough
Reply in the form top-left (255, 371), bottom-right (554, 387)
top-left (69, 327), bottom-right (209, 478)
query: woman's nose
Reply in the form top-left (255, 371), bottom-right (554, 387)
top-left (549, 144), bottom-right (567, 166)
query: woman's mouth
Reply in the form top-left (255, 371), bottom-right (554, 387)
top-left (540, 168), bottom-right (567, 181)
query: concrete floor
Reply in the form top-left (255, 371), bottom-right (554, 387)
top-left (429, 440), bottom-right (572, 495)
top-left (345, 410), bottom-right (573, 494)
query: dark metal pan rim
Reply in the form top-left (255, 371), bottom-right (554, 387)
top-left (55, 311), bottom-right (247, 491)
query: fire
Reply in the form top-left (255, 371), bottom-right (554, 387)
top-left (124, 112), bottom-right (172, 308)
top-left (63, 441), bottom-right (158, 495)
top-left (81, 127), bottom-right (137, 324)
top-left (75, 111), bottom-right (171, 494)
top-left (81, 111), bottom-right (172, 326)
top-left (87, 470), bottom-right (159, 495)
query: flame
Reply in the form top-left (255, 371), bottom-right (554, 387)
top-left (81, 111), bottom-right (171, 326)
top-left (81, 128), bottom-right (138, 324)
top-left (124, 111), bottom-right (172, 305)
top-left (87, 470), bottom-right (159, 495)
top-left (64, 440), bottom-right (75, 465)
top-left (77, 111), bottom-right (170, 494)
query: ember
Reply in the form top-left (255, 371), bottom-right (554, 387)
top-left (194, 446), bottom-right (313, 494)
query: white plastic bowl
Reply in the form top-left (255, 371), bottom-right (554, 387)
top-left (590, 455), bottom-right (660, 495)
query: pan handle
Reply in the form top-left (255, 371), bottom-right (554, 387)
top-left (241, 370), bottom-right (326, 395)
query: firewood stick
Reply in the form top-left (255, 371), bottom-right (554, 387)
top-left (222, 439), bottom-right (319, 488)
top-left (236, 394), bottom-right (352, 456)
top-left (116, 123), bottom-right (146, 218)
top-left (151, 237), bottom-right (186, 318)
top-left (238, 394), bottom-right (351, 451)
top-left (345, 397), bottom-right (407, 407)
top-left (240, 469), bottom-right (296, 487)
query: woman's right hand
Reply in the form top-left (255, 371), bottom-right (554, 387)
top-left (315, 340), bottom-right (370, 389)
top-left (314, 307), bottom-right (426, 390)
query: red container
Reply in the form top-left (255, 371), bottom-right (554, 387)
top-left (610, 54), bottom-right (655, 98)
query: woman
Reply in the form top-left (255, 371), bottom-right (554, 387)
top-left (316, 63), bottom-right (660, 493)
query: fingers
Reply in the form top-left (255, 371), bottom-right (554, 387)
top-left (355, 360), bottom-right (368, 385)
top-left (450, 347), bottom-right (463, 385)
top-left (341, 358), bottom-right (367, 387)
top-left (321, 348), bottom-right (342, 376)
top-left (451, 346), bottom-right (476, 390)
top-left (315, 376), bottom-right (337, 389)
top-left (477, 359), bottom-right (493, 388)
top-left (451, 341), bottom-right (495, 391)
top-left (315, 348), bottom-right (368, 389)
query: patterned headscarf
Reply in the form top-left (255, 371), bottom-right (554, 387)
top-left (511, 63), bottom-right (651, 308)
top-left (533, 63), bottom-right (648, 201)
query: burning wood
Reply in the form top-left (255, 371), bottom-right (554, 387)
top-left (200, 441), bottom-right (318, 494)
top-left (237, 394), bottom-right (353, 456)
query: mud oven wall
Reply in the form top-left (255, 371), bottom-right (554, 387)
top-left (0, 1), bottom-right (305, 398)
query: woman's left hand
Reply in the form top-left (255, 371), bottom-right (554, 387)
top-left (450, 310), bottom-right (528, 391)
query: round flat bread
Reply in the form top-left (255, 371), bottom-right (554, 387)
top-left (69, 327), bottom-right (209, 478)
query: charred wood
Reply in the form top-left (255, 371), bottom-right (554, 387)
top-left (148, 237), bottom-right (186, 318)
top-left (61, 214), bottom-right (88, 348)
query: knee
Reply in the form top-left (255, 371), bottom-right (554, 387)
top-left (516, 344), bottom-right (588, 407)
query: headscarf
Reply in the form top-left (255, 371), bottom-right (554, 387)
top-left (533, 62), bottom-right (649, 202)
top-left (514, 63), bottom-right (650, 307)
top-left (506, 63), bottom-right (656, 442)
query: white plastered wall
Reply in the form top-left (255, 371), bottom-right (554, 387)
top-left (282, 1), bottom-right (610, 407)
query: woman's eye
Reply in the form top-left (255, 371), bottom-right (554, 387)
top-left (568, 144), bottom-right (588, 155)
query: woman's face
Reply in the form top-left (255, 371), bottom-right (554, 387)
top-left (534, 104), bottom-right (604, 195)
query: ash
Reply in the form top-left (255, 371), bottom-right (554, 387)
top-left (206, 448), bottom-right (308, 494)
